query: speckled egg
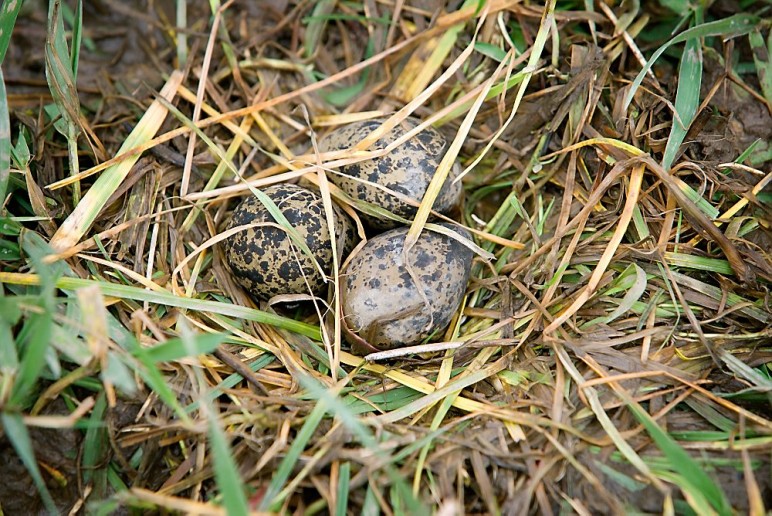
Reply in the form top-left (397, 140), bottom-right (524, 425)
top-left (224, 184), bottom-right (356, 300)
top-left (320, 117), bottom-right (463, 228)
top-left (341, 223), bottom-right (474, 353)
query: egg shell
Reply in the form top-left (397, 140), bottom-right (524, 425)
top-left (224, 184), bottom-right (356, 300)
top-left (320, 117), bottom-right (462, 229)
top-left (341, 222), bottom-right (473, 352)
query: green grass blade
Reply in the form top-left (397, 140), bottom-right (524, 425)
top-left (628, 403), bottom-right (732, 515)
top-left (299, 376), bottom-right (425, 514)
top-left (184, 353), bottom-right (275, 413)
top-left (344, 386), bottom-right (424, 414)
top-left (304, 0), bottom-right (336, 58)
top-left (207, 421), bottom-right (249, 516)
top-left (11, 304), bottom-right (54, 407)
top-left (0, 273), bottom-right (322, 339)
top-left (103, 352), bottom-right (136, 396)
top-left (336, 461), bottom-right (351, 516)
top-left (684, 397), bottom-right (737, 432)
top-left (259, 395), bottom-right (327, 510)
top-left (474, 41), bottom-right (508, 62)
top-left (0, 0), bottom-right (24, 66)
top-left (0, 293), bottom-right (20, 374)
top-left (124, 337), bottom-right (193, 425)
top-left (46, 0), bottom-right (78, 105)
top-left (749, 28), bottom-right (772, 106)
top-left (201, 382), bottom-right (249, 516)
top-left (81, 392), bottom-right (110, 497)
top-left (9, 234), bottom-right (65, 407)
top-left (70, 0), bottom-right (83, 76)
top-left (0, 413), bottom-right (57, 513)
top-left (323, 39), bottom-right (374, 107)
top-left (664, 252), bottom-right (734, 275)
top-left (717, 349), bottom-right (772, 405)
top-left (659, 0), bottom-right (689, 14)
top-left (600, 263), bottom-right (648, 324)
top-left (653, 469), bottom-right (717, 515)
top-left (50, 70), bottom-right (183, 251)
top-left (0, 66), bottom-right (9, 210)
top-left (623, 14), bottom-right (759, 111)
top-left (376, 367), bottom-right (496, 424)
top-left (10, 123), bottom-right (31, 169)
top-left (362, 483), bottom-right (381, 516)
top-left (138, 333), bottom-right (224, 363)
top-left (673, 175), bottom-right (719, 218)
top-left (662, 35), bottom-right (702, 170)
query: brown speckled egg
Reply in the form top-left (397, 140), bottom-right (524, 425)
top-left (341, 222), bottom-right (473, 352)
top-left (224, 184), bottom-right (356, 300)
top-left (320, 117), bottom-right (462, 228)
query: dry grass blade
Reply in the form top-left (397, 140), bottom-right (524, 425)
top-left (45, 0), bottom-right (82, 202)
top-left (49, 71), bottom-right (183, 252)
top-left (640, 155), bottom-right (754, 283)
top-left (545, 162), bottom-right (644, 332)
top-left (553, 343), bottom-right (669, 494)
top-left (181, 4), bottom-right (223, 197)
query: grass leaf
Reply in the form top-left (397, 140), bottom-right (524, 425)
top-left (203, 393), bottom-right (249, 515)
top-left (662, 34), bottom-right (702, 170)
top-left (628, 402), bottom-right (732, 515)
top-left (138, 333), bottom-right (224, 363)
top-left (70, 0), bottom-right (83, 77)
top-left (259, 395), bottom-right (327, 510)
top-left (749, 28), bottom-right (772, 106)
top-left (124, 336), bottom-right (194, 425)
top-left (9, 233), bottom-right (65, 407)
top-left (323, 40), bottom-right (374, 107)
top-left (0, 272), bottom-right (323, 339)
top-left (45, 0), bottom-right (82, 201)
top-left (49, 70), bottom-right (183, 252)
top-left (601, 263), bottom-right (648, 324)
top-left (299, 376), bottom-right (426, 513)
top-left (0, 293), bottom-right (19, 371)
top-left (336, 461), bottom-right (351, 516)
top-left (304, 0), bottom-right (336, 57)
top-left (623, 14), bottom-right (759, 111)
top-left (474, 41), bottom-right (508, 62)
top-left (0, 0), bottom-right (23, 66)
top-left (81, 392), bottom-right (110, 497)
top-left (0, 413), bottom-right (58, 513)
top-left (0, 66), bottom-right (9, 209)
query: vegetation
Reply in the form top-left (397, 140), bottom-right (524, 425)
top-left (0, 0), bottom-right (770, 513)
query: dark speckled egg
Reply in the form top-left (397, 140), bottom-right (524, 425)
top-left (224, 184), bottom-right (356, 300)
top-left (341, 222), bottom-right (473, 352)
top-left (320, 117), bottom-right (462, 229)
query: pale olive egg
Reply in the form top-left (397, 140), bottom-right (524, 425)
top-left (341, 223), bottom-right (474, 352)
top-left (224, 184), bottom-right (356, 300)
top-left (320, 117), bottom-right (462, 229)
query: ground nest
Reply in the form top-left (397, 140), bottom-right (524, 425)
top-left (0, 0), bottom-right (771, 514)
